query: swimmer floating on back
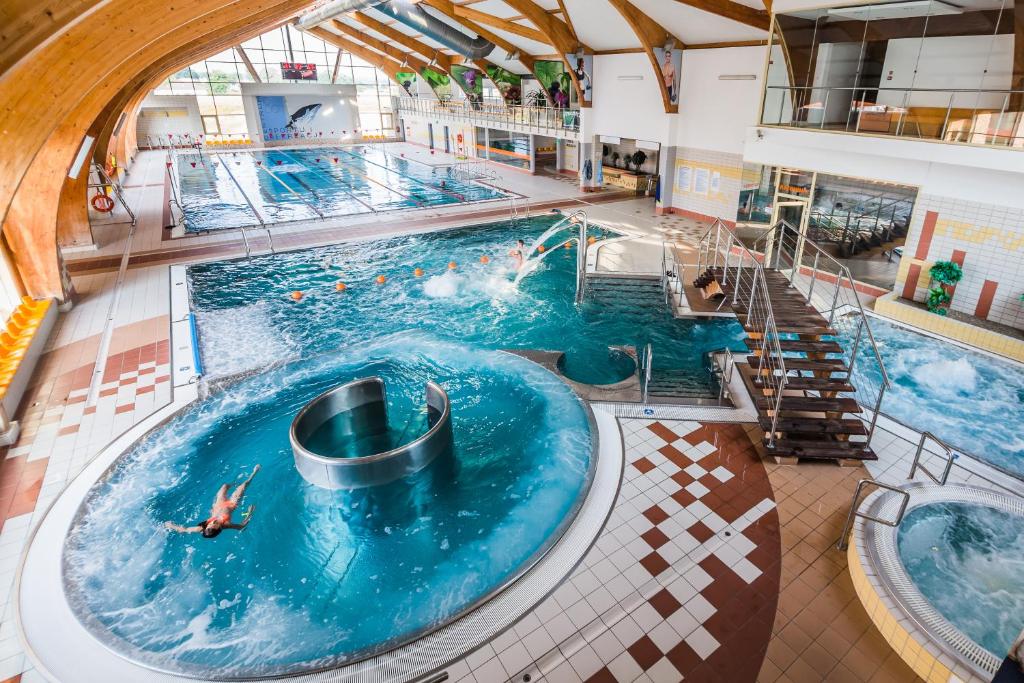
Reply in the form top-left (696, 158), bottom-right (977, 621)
top-left (165, 464), bottom-right (260, 538)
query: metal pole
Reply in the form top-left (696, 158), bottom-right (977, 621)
top-left (940, 92), bottom-right (954, 141)
top-left (722, 237), bottom-right (733, 286)
top-left (819, 88), bottom-right (831, 130)
top-left (807, 251), bottom-right (820, 302)
top-left (847, 317), bottom-right (864, 374)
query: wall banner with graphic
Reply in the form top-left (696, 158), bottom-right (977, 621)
top-left (396, 71), bottom-right (417, 96)
top-left (535, 61), bottom-right (571, 108)
top-left (255, 95), bottom-right (287, 140)
top-left (653, 47), bottom-right (683, 106)
top-left (485, 65), bottom-right (522, 104)
top-left (421, 68), bottom-right (452, 100)
top-left (451, 65), bottom-right (483, 107)
top-left (564, 53), bottom-right (593, 105)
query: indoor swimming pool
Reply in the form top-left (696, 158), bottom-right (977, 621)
top-left (187, 214), bottom-right (746, 387)
top-left (848, 317), bottom-right (1024, 478)
top-left (173, 145), bottom-right (507, 232)
top-left (62, 341), bottom-right (594, 677)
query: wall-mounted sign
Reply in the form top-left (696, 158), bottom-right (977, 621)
top-left (281, 62), bottom-right (318, 81)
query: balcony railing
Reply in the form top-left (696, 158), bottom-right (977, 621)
top-left (396, 97), bottom-right (581, 136)
top-left (762, 85), bottom-right (1024, 150)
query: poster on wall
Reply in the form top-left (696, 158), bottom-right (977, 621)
top-left (396, 71), bottom-right (417, 96)
top-left (676, 165), bottom-right (692, 193)
top-left (652, 47), bottom-right (683, 105)
top-left (421, 68), bottom-right (453, 100)
top-left (535, 61), bottom-right (571, 108)
top-left (694, 168), bottom-right (710, 195)
top-left (564, 53), bottom-right (593, 104)
top-left (255, 95), bottom-right (287, 141)
top-left (451, 65), bottom-right (483, 108)
top-left (485, 65), bottom-right (522, 104)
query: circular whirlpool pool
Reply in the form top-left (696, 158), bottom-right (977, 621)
top-left (57, 337), bottom-right (595, 679)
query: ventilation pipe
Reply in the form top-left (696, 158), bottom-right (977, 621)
top-left (296, 0), bottom-right (383, 28)
top-left (378, 0), bottom-right (494, 60)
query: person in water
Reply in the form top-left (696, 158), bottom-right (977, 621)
top-left (510, 239), bottom-right (526, 269)
top-left (165, 465), bottom-right (260, 538)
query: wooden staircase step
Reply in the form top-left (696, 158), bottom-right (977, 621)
top-left (767, 439), bottom-right (876, 461)
top-left (744, 338), bottom-right (844, 354)
top-left (759, 417), bottom-right (868, 436)
top-left (756, 396), bottom-right (862, 413)
top-left (747, 356), bottom-right (848, 373)
top-left (753, 376), bottom-right (855, 393)
top-left (744, 322), bottom-right (837, 336)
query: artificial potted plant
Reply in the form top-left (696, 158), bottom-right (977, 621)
top-left (632, 150), bottom-right (648, 173)
top-left (926, 260), bottom-right (963, 315)
top-left (611, 152), bottom-right (620, 168)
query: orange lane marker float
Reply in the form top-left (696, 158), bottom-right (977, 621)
top-left (290, 291), bottom-right (304, 301)
top-left (376, 275), bottom-right (386, 285)
top-left (564, 241), bottom-right (572, 249)
top-left (480, 255), bottom-right (490, 264)
top-left (335, 282), bottom-right (347, 291)
top-left (537, 245), bottom-right (546, 253)
top-left (587, 236), bottom-right (597, 245)
top-left (447, 262), bottom-right (457, 270)
top-left (414, 267), bottom-right (424, 277)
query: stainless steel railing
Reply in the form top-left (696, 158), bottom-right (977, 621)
top-left (695, 219), bottom-right (789, 445)
top-left (707, 348), bottom-right (735, 405)
top-left (836, 479), bottom-right (911, 551)
top-left (761, 84), bottom-right (1024, 150)
top-left (396, 96), bottom-right (581, 135)
top-left (753, 220), bottom-right (891, 442)
top-left (640, 343), bottom-right (653, 404)
top-left (908, 431), bottom-right (958, 486)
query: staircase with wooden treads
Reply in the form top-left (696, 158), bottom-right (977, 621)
top-left (691, 220), bottom-right (891, 464)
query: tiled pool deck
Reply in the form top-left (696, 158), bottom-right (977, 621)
top-left (0, 147), bottom-right (1018, 682)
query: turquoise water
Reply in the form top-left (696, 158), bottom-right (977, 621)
top-left (175, 146), bottom-right (506, 233)
top-left (187, 215), bottom-right (747, 386)
top-left (898, 502), bottom-right (1024, 656)
top-left (848, 317), bottom-right (1024, 477)
top-left (63, 340), bottom-right (593, 677)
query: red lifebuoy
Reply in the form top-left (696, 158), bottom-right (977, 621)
top-left (91, 193), bottom-right (115, 213)
top-left (456, 133), bottom-right (464, 144)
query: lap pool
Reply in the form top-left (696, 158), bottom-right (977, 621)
top-left (174, 145), bottom-right (507, 233)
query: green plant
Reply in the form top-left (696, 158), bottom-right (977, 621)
top-left (611, 152), bottom-right (620, 167)
top-left (926, 286), bottom-right (951, 315)
top-left (929, 260), bottom-right (963, 286)
top-left (632, 150), bottom-right (648, 171)
top-left (603, 144), bottom-right (609, 157)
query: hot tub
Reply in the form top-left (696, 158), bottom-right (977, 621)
top-left (848, 483), bottom-right (1024, 682)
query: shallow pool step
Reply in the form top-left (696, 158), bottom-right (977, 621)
top-left (646, 369), bottom-right (715, 398)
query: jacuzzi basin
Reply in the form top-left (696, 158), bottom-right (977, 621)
top-left (557, 346), bottom-right (637, 386)
top-left (850, 483), bottom-right (1024, 680)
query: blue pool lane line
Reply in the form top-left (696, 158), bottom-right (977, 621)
top-left (332, 147), bottom-right (468, 203)
top-left (273, 150), bottom-right (377, 213)
top-left (245, 152), bottom-right (326, 220)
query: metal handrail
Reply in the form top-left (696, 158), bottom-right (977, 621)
top-left (837, 479), bottom-right (911, 551)
top-left (396, 96), bottom-right (581, 135)
top-left (908, 431), bottom-right (959, 486)
top-left (754, 220), bottom-right (891, 442)
top-left (706, 348), bottom-right (735, 404)
top-left (640, 343), bottom-right (653, 404)
top-left (696, 218), bottom-right (789, 444)
top-left (238, 227), bottom-right (253, 260)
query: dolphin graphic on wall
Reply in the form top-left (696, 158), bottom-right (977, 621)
top-left (286, 103), bottom-right (322, 129)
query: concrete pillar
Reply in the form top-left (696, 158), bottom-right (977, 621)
top-left (656, 146), bottom-right (678, 215)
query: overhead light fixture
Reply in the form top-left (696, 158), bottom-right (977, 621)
top-left (719, 74), bottom-right (757, 80)
top-left (617, 75), bottom-right (643, 81)
top-left (827, 0), bottom-right (961, 19)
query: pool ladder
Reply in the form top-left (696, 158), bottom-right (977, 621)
top-left (836, 479), bottom-right (910, 551)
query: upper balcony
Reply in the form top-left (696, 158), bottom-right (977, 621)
top-left (395, 97), bottom-right (581, 141)
top-left (760, 0), bottom-right (1023, 152)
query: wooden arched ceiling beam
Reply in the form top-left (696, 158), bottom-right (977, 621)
top-left (433, 3), bottom-right (549, 44)
top-left (305, 26), bottom-right (405, 83)
top-left (501, 0), bottom-right (589, 106)
top-left (347, 11), bottom-right (450, 67)
top-left (554, 0), bottom-right (578, 43)
top-left (418, 0), bottom-right (556, 105)
top-left (606, 0), bottom-right (684, 114)
top-left (669, 0), bottom-right (770, 31)
top-left (0, 0), bottom-right (105, 75)
top-left (329, 19), bottom-right (440, 72)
